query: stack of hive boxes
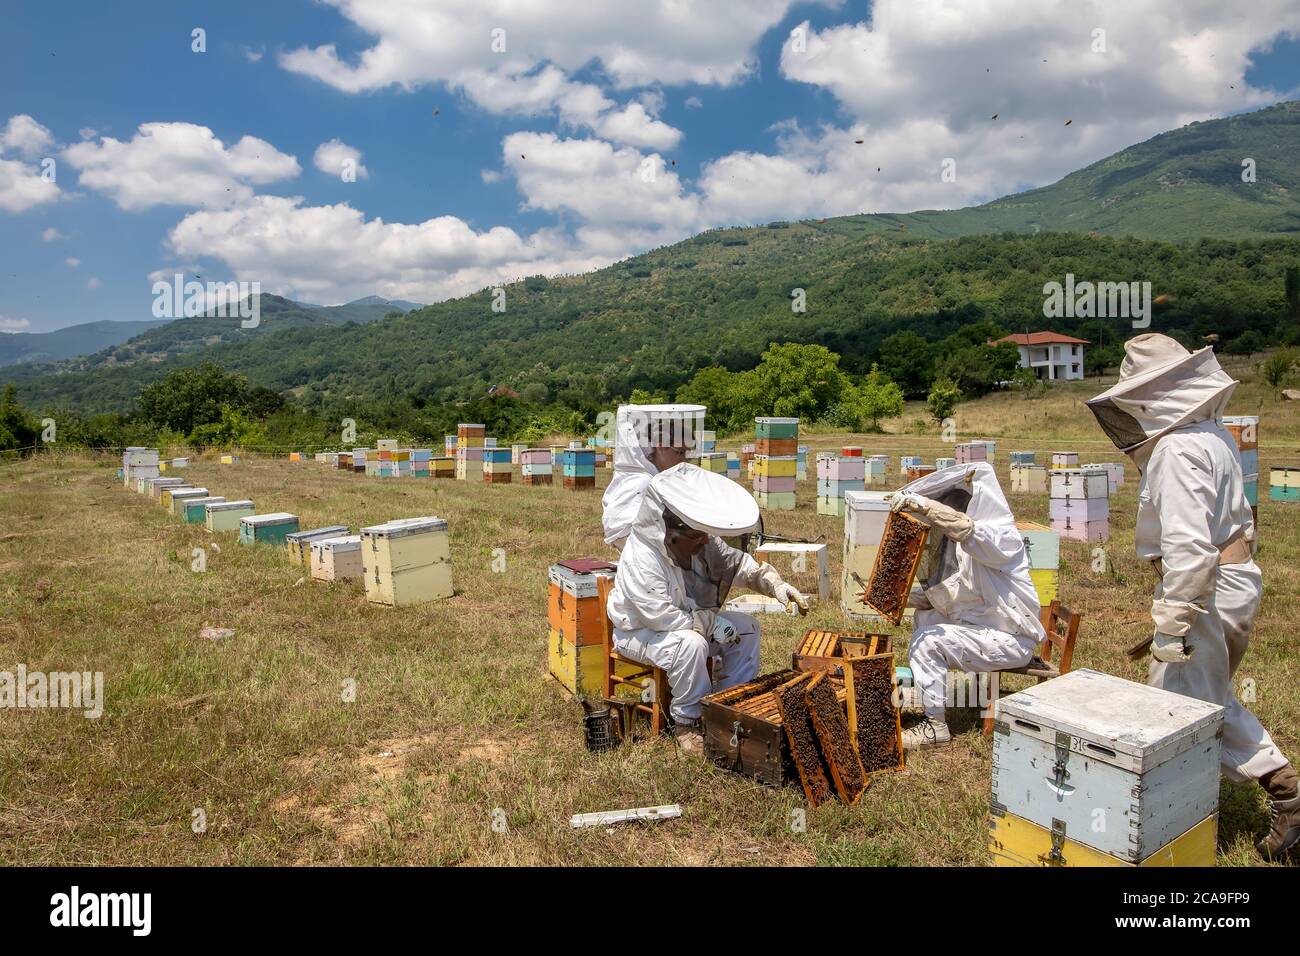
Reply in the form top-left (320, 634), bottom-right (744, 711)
top-left (906, 463), bottom-right (937, 481)
top-left (1010, 463), bottom-right (1048, 493)
top-left (561, 448), bottom-right (596, 489)
top-left (351, 449), bottom-right (368, 473)
top-left (337, 451), bottom-right (353, 471)
top-left (360, 517), bottom-right (453, 606)
top-left (817, 454), bottom-right (865, 516)
top-left (796, 445), bottom-right (809, 481)
top-left (989, 670), bottom-right (1223, 867)
top-left (900, 454), bottom-right (922, 472)
top-left (935, 457), bottom-right (956, 469)
top-left (410, 448), bottom-right (432, 478)
top-left (1223, 416), bottom-right (1259, 516)
top-left (753, 417), bottom-right (799, 511)
top-left (455, 424), bottom-right (486, 479)
top-left (840, 490), bottom-right (910, 627)
top-left (444, 435), bottom-right (457, 457)
top-left (483, 447), bottom-right (513, 483)
top-left (726, 454), bottom-right (741, 481)
top-left (697, 452), bottom-right (729, 475)
top-left (741, 443), bottom-right (756, 479)
top-left (546, 559), bottom-right (636, 696)
top-left (1049, 467), bottom-right (1110, 542)
top-left (1016, 520), bottom-right (1060, 606)
top-left (699, 430), bottom-right (716, 453)
top-left (122, 447), bottom-right (160, 488)
top-left (978, 440), bottom-right (997, 461)
top-left (866, 455), bottom-right (888, 487)
top-left (376, 448), bottom-right (411, 478)
top-left (239, 513), bottom-right (300, 546)
top-left (520, 448), bottom-right (553, 485)
top-left (1271, 465), bottom-right (1299, 503)
top-left (431, 456), bottom-right (455, 478)
top-left (955, 442), bottom-right (987, 465)
top-left (1080, 461), bottom-right (1125, 495)
top-left (1051, 451), bottom-right (1079, 470)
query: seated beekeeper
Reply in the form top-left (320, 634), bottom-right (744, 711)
top-left (1087, 333), bottom-right (1296, 860)
top-left (606, 463), bottom-right (808, 754)
top-left (886, 461), bottom-right (1045, 751)
top-left (602, 403), bottom-right (706, 550)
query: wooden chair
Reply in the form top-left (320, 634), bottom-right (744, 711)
top-left (981, 600), bottom-right (1080, 738)
top-left (599, 575), bottom-right (672, 736)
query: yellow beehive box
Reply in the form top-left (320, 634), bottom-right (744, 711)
top-left (360, 517), bottom-right (453, 606)
top-left (753, 455), bottom-right (797, 478)
top-left (285, 526), bottom-right (350, 566)
top-left (989, 810), bottom-right (1216, 867)
top-left (547, 628), bottom-right (642, 697)
top-left (1029, 568), bottom-right (1059, 604)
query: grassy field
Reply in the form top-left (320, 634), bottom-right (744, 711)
top-left (1, 377), bottom-right (1298, 866)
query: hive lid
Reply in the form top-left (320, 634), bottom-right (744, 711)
top-left (242, 512), bottom-right (298, 526)
top-left (360, 516), bottom-right (448, 538)
top-left (557, 558), bottom-right (617, 574)
top-left (286, 525), bottom-right (349, 543)
top-left (313, 534), bottom-right (361, 552)
top-left (843, 490), bottom-right (891, 511)
top-left (187, 496), bottom-right (225, 506)
top-left (169, 487), bottom-right (209, 498)
top-left (996, 668), bottom-right (1223, 773)
top-left (208, 500), bottom-right (254, 511)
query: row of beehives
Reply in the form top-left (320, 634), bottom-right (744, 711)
top-left (122, 453), bottom-right (453, 607)
top-left (120, 447), bottom-right (230, 485)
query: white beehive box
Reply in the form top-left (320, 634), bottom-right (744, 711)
top-left (360, 517), bottom-right (453, 606)
top-left (991, 669), bottom-right (1223, 864)
top-left (311, 535), bottom-right (364, 582)
top-left (1050, 468), bottom-right (1109, 500)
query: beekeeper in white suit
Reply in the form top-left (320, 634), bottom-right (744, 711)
top-left (887, 462), bottom-right (1044, 751)
top-left (602, 404), bottom-right (705, 549)
top-left (607, 463), bottom-right (808, 754)
top-left (1087, 333), bottom-right (1296, 860)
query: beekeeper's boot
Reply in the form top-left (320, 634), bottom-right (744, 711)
top-left (902, 716), bottom-right (952, 751)
top-left (672, 719), bottom-right (705, 756)
top-left (1257, 764), bottom-right (1300, 861)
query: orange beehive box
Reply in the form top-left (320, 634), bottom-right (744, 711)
top-left (755, 437), bottom-right (798, 457)
top-left (547, 560), bottom-right (617, 646)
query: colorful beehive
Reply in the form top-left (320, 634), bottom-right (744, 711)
top-left (455, 445), bottom-right (485, 480)
top-left (182, 496), bottom-right (224, 523)
top-left (865, 455), bottom-right (887, 487)
top-left (817, 455), bottom-right (866, 516)
top-left (219, 454), bottom-right (239, 465)
top-left (840, 446), bottom-right (863, 458)
top-left (431, 456), bottom-right (454, 478)
top-left (561, 449), bottom-right (596, 489)
top-left (753, 453), bottom-right (797, 510)
top-left (376, 439), bottom-right (398, 451)
top-left (205, 500), bottom-right (255, 533)
top-left (905, 464), bottom-right (937, 481)
top-left (796, 445), bottom-right (809, 480)
top-left (148, 477), bottom-right (186, 500)
top-left (955, 442), bottom-right (987, 464)
top-left (1010, 450), bottom-right (1036, 466)
top-left (696, 452), bottom-right (729, 475)
top-left (740, 443), bottom-right (756, 475)
top-left (1049, 467), bottom-right (1109, 542)
top-left (900, 455), bottom-right (922, 471)
top-left (1224, 416), bottom-right (1260, 519)
top-left (1010, 464), bottom-right (1048, 494)
top-left (1270, 465), bottom-right (1300, 502)
top-left (1050, 451), bottom-right (1079, 469)
top-left (239, 512), bottom-right (300, 546)
top-left (547, 560), bottom-right (616, 647)
top-left (288, 452), bottom-right (303, 463)
top-left (934, 457), bottom-right (956, 470)
top-left (457, 424), bottom-right (485, 447)
top-left (1016, 520), bottom-right (1060, 606)
top-left (410, 448), bottom-right (432, 477)
top-left (990, 669), bottom-right (1222, 867)
top-left (699, 430), bottom-right (717, 453)
top-left (122, 448), bottom-right (160, 488)
top-left (520, 448), bottom-right (554, 485)
top-left (841, 490), bottom-right (911, 627)
top-left (1080, 461), bottom-right (1125, 495)
top-left (160, 484), bottom-right (197, 509)
top-left (726, 453), bottom-right (741, 481)
top-left (360, 517), bottom-right (453, 606)
top-left (310, 535), bottom-right (364, 582)
top-left (485, 437), bottom-right (498, 448)
top-left (285, 525), bottom-right (350, 566)
top-left (483, 448), bottom-right (513, 483)
top-left (977, 440), bottom-right (996, 461)
top-left (510, 443), bottom-right (528, 465)
top-left (444, 435), bottom-right (457, 456)
top-left (166, 487), bottom-right (210, 515)
top-left (352, 449), bottom-right (368, 473)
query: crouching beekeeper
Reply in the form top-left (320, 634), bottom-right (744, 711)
top-left (887, 462), bottom-right (1044, 751)
top-left (1087, 333), bottom-right (1297, 861)
top-left (606, 463), bottom-right (808, 754)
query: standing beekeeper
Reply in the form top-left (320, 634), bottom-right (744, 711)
top-left (602, 403), bottom-right (706, 550)
top-left (606, 463), bottom-right (808, 753)
top-left (886, 462), bottom-right (1044, 750)
top-left (1087, 333), bottom-right (1296, 860)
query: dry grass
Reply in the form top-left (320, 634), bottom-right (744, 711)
top-left (1, 380), bottom-right (1297, 866)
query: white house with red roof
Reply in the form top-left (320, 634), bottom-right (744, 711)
top-left (993, 331), bottom-right (1090, 381)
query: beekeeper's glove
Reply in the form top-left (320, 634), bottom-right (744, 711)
top-left (888, 491), bottom-right (973, 542)
top-left (690, 609), bottom-right (718, 639)
top-left (1152, 632), bottom-right (1192, 663)
top-left (757, 564), bottom-right (809, 614)
top-left (710, 616), bottom-right (739, 646)
top-left (888, 491), bottom-right (931, 515)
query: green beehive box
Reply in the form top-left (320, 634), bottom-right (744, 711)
top-left (754, 417), bottom-right (800, 440)
top-left (183, 496), bottom-right (225, 523)
top-left (239, 512), bottom-right (300, 546)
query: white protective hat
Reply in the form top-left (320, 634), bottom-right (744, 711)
top-left (1086, 334), bottom-right (1236, 457)
top-left (644, 462), bottom-right (760, 538)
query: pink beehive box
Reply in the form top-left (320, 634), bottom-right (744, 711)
top-left (816, 456), bottom-right (866, 482)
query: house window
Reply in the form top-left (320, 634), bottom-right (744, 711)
top-left (1072, 364), bottom-right (1080, 374)
top-left (1072, 345), bottom-right (1078, 357)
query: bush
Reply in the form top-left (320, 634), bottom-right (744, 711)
top-left (1262, 349), bottom-right (1297, 389)
top-left (927, 376), bottom-right (962, 423)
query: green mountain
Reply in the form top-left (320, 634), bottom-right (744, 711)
top-left (0, 319), bottom-right (169, 367)
top-left (10, 101), bottom-right (1300, 413)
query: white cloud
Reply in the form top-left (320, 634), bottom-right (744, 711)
top-left (65, 257), bottom-right (80, 268)
top-left (0, 114), bottom-right (56, 160)
top-left (0, 315), bottom-right (32, 332)
top-left (684, 96), bottom-right (704, 109)
top-left (313, 139), bottom-right (369, 180)
top-left (41, 227), bottom-right (65, 242)
top-left (78, 127), bottom-right (98, 140)
top-left (480, 169), bottom-right (502, 184)
top-left (86, 277), bottom-right (101, 290)
top-left (64, 122), bottom-right (300, 211)
top-left (243, 46), bottom-right (265, 63)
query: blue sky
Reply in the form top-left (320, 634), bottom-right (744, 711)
top-left (2, 0), bottom-right (1298, 333)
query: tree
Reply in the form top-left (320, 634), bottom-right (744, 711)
top-left (1225, 330), bottom-right (1266, 357)
top-left (0, 384), bottom-right (39, 452)
top-left (138, 363), bottom-right (268, 435)
top-left (927, 376), bottom-right (962, 423)
top-left (750, 342), bottom-right (848, 421)
top-left (877, 330), bottom-right (934, 397)
top-left (1262, 349), bottom-right (1297, 390)
top-left (858, 364), bottom-right (905, 430)
top-left (1285, 264), bottom-right (1299, 320)
top-left (186, 404), bottom-right (269, 449)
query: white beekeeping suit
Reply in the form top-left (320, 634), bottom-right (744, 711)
top-left (888, 462), bottom-right (1044, 748)
top-left (607, 463), bottom-right (805, 749)
top-left (1087, 335), bottom-right (1288, 779)
top-left (601, 403), bottom-right (705, 548)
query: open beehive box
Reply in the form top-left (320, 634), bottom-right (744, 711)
top-left (861, 510), bottom-right (929, 624)
top-left (793, 629), bottom-right (892, 676)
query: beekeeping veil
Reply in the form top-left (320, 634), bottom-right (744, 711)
top-left (1086, 335), bottom-right (1237, 471)
top-left (627, 462), bottom-right (760, 611)
top-left (899, 462), bottom-right (1043, 641)
top-left (601, 403), bottom-right (706, 545)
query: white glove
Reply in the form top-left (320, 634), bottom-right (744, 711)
top-left (926, 500), bottom-right (974, 542)
top-left (690, 609), bottom-right (718, 638)
top-left (710, 616), bottom-right (739, 646)
top-left (889, 491), bottom-right (932, 514)
top-left (906, 588), bottom-right (932, 610)
top-left (1152, 632), bottom-right (1192, 663)
top-left (773, 581), bottom-right (809, 614)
